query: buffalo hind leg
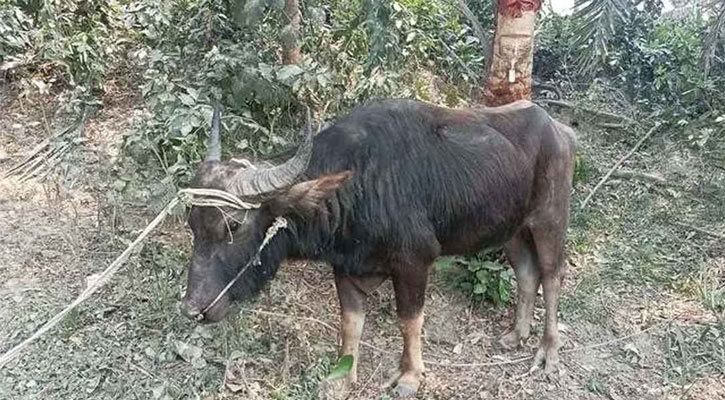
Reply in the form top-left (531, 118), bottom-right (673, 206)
top-left (390, 263), bottom-right (429, 397)
top-left (328, 273), bottom-right (386, 396)
top-left (500, 228), bottom-right (541, 348)
top-left (529, 220), bottom-right (567, 374)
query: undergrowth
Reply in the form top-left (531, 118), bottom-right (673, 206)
top-left (435, 250), bottom-right (514, 306)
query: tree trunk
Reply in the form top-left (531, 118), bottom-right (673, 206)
top-left (482, 0), bottom-right (541, 106)
top-left (281, 0), bottom-right (302, 65)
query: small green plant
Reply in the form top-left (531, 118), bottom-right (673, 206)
top-left (435, 251), bottom-right (514, 306)
top-left (573, 154), bottom-right (591, 185)
top-left (324, 354), bottom-right (353, 381)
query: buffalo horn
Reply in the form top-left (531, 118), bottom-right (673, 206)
top-left (205, 101), bottom-right (222, 162)
top-left (228, 106), bottom-right (314, 199)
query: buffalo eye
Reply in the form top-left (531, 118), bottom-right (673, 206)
top-left (227, 220), bottom-right (239, 232)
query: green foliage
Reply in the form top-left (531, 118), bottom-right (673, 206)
top-left (0, 0), bottom-right (125, 93)
top-left (572, 0), bottom-right (632, 75)
top-left (539, 1), bottom-right (725, 159)
top-left (436, 251), bottom-right (515, 306)
top-left (573, 154), bottom-right (592, 185)
top-left (325, 354), bottom-right (353, 381)
top-left (535, 9), bottom-right (579, 82)
top-left (116, 0), bottom-right (490, 186)
top-left (0, 6), bottom-right (33, 57)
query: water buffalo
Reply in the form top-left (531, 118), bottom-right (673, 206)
top-left (180, 99), bottom-right (576, 396)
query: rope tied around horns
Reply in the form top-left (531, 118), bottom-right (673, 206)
top-left (179, 188), bottom-right (288, 320)
top-left (0, 189), bottom-right (287, 369)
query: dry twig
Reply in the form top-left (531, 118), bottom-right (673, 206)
top-left (2, 108), bottom-right (88, 182)
top-left (536, 99), bottom-right (635, 125)
top-left (611, 169), bottom-right (668, 185)
top-left (424, 355), bottom-right (533, 368)
top-left (240, 308), bottom-right (393, 355)
top-left (671, 221), bottom-right (725, 240)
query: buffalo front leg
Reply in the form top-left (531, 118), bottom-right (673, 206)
top-left (500, 228), bottom-right (541, 348)
top-left (390, 264), bottom-right (429, 397)
top-left (332, 274), bottom-right (386, 390)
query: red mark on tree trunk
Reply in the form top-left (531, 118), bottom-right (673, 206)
top-left (498, 0), bottom-right (541, 17)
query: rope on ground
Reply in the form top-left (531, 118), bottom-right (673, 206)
top-left (0, 198), bottom-right (179, 370)
top-left (0, 187), bottom-right (256, 370)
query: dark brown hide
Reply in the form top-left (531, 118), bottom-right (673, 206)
top-left (182, 99), bottom-right (576, 396)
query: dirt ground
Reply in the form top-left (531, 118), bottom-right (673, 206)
top-left (1, 87), bottom-right (723, 400)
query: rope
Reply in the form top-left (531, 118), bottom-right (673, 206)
top-left (197, 216), bottom-right (288, 319)
top-left (0, 188), bottom-right (266, 370)
top-left (178, 188), bottom-right (260, 210)
top-left (0, 198), bottom-right (179, 369)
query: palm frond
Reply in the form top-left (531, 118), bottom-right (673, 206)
top-left (572, 0), bottom-right (631, 75)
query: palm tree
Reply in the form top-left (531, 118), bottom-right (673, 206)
top-left (477, 0), bottom-right (637, 106)
top-left (481, 0), bottom-right (542, 106)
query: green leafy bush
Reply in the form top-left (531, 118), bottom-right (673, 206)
top-left (1, 0), bottom-right (124, 93)
top-left (117, 0), bottom-right (490, 186)
top-left (435, 251), bottom-right (515, 306)
top-left (0, 6), bottom-right (33, 59)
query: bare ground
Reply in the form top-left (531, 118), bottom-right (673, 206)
top-left (1, 87), bottom-right (723, 400)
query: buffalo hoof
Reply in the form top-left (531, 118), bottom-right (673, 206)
top-left (498, 330), bottom-right (523, 349)
top-left (318, 378), bottom-right (354, 400)
top-left (393, 382), bottom-right (419, 398)
top-left (392, 372), bottom-right (421, 398)
top-left (529, 337), bottom-right (561, 376)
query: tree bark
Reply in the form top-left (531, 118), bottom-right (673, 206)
top-left (482, 0), bottom-right (541, 106)
top-left (281, 0), bottom-right (302, 65)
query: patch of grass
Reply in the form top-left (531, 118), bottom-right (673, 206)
top-left (276, 355), bottom-right (332, 400)
top-left (567, 206), bottom-right (603, 255)
top-left (560, 269), bottom-right (616, 325)
top-left (692, 263), bottom-right (725, 314)
top-left (573, 153), bottom-right (595, 186)
top-left (662, 321), bottom-right (725, 385)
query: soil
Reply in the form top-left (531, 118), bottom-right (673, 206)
top-left (1, 86), bottom-right (723, 400)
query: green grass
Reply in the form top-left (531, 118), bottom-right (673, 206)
top-left (663, 321), bottom-right (725, 385)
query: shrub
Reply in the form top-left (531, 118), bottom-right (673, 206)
top-left (436, 251), bottom-right (515, 306)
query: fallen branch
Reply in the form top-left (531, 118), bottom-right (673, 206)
top-left (424, 355), bottom-right (533, 368)
top-left (580, 124), bottom-right (662, 209)
top-left (429, 317), bottom-right (675, 369)
top-left (611, 169), bottom-right (667, 185)
top-left (671, 221), bottom-right (725, 240)
top-left (240, 308), bottom-right (393, 355)
top-left (0, 198), bottom-right (179, 369)
top-left (241, 308), bottom-right (337, 334)
top-left (561, 317), bottom-right (674, 354)
top-left (532, 81), bottom-right (562, 100)
top-left (536, 99), bottom-right (635, 125)
top-left (597, 122), bottom-right (630, 129)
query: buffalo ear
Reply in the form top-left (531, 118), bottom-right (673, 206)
top-left (269, 171), bottom-right (352, 215)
